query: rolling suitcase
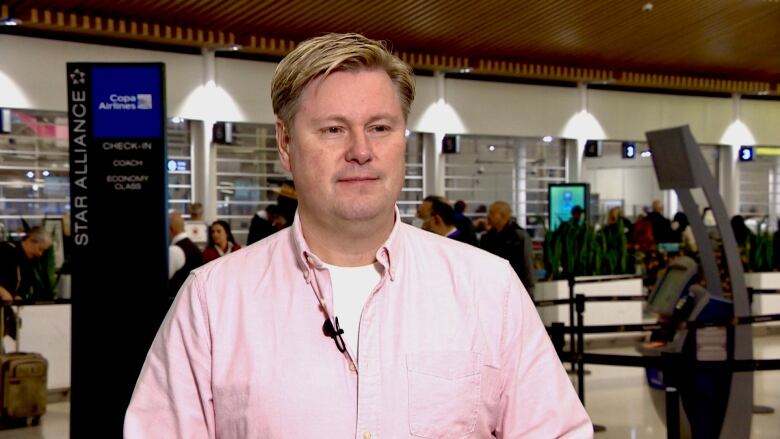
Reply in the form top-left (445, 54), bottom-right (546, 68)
top-left (0, 306), bottom-right (47, 427)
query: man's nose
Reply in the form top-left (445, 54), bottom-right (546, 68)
top-left (345, 132), bottom-right (372, 165)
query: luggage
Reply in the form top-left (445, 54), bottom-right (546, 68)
top-left (0, 306), bottom-right (47, 427)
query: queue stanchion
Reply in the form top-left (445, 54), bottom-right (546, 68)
top-left (575, 293), bottom-right (606, 433)
top-left (567, 274), bottom-right (577, 374)
top-left (575, 293), bottom-right (585, 402)
top-left (662, 351), bottom-right (681, 439)
top-left (746, 287), bottom-right (776, 416)
top-left (551, 322), bottom-right (566, 359)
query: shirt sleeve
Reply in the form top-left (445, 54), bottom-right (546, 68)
top-left (495, 266), bottom-right (593, 438)
top-left (169, 245), bottom-right (185, 279)
top-left (124, 273), bottom-right (215, 438)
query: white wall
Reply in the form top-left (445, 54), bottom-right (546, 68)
top-left (0, 34), bottom-right (203, 116)
top-left (589, 89), bottom-right (733, 144)
top-left (581, 157), bottom-right (663, 219)
top-left (215, 57), bottom-right (276, 123)
top-left (442, 79), bottom-right (580, 137)
top-left (742, 99), bottom-right (780, 146)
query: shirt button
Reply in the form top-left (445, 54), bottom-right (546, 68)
top-left (363, 432), bottom-right (371, 439)
top-left (349, 363), bottom-right (357, 372)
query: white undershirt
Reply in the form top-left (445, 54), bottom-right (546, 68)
top-left (324, 262), bottom-right (383, 355)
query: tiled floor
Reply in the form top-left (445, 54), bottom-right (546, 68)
top-left (1, 335), bottom-right (778, 438)
top-left (584, 334), bottom-right (780, 438)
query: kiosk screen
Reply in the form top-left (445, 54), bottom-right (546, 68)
top-left (648, 257), bottom-right (698, 316)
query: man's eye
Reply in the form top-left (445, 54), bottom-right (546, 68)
top-left (370, 125), bottom-right (391, 134)
top-left (322, 126), bottom-right (343, 135)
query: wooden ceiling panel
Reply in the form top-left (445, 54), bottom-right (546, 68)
top-left (3, 0), bottom-right (780, 89)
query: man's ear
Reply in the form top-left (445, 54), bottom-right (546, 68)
top-left (276, 119), bottom-right (292, 173)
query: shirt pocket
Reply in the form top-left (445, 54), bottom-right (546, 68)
top-left (406, 351), bottom-right (481, 438)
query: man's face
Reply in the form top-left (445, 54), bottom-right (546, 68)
top-left (22, 239), bottom-right (50, 259)
top-left (417, 201), bottom-right (434, 231)
top-left (487, 205), bottom-right (505, 230)
top-left (277, 69), bottom-right (406, 225)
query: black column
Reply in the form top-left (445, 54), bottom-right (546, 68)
top-left (67, 63), bottom-right (169, 438)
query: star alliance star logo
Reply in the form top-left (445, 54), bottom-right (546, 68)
top-left (70, 69), bottom-right (86, 85)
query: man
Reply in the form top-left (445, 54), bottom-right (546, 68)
top-left (570, 205), bottom-right (584, 225)
top-left (647, 199), bottom-right (672, 243)
top-left (168, 211), bottom-right (202, 296)
top-left (0, 226), bottom-right (52, 303)
top-left (0, 227), bottom-right (52, 340)
top-left (480, 201), bottom-right (536, 296)
top-left (425, 198), bottom-right (473, 244)
top-left (418, 195), bottom-right (478, 246)
top-left (126, 33), bottom-right (590, 437)
top-left (185, 202), bottom-right (209, 250)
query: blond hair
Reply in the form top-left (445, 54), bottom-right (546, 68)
top-left (271, 33), bottom-right (415, 127)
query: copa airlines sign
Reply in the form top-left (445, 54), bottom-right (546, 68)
top-left (98, 94), bottom-right (154, 110)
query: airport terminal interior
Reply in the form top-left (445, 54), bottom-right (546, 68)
top-left (1, 1), bottom-right (780, 437)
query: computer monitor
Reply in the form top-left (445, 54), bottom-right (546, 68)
top-left (647, 256), bottom-right (699, 316)
top-left (548, 183), bottom-right (589, 231)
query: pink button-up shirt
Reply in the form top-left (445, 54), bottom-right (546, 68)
top-left (125, 211), bottom-right (592, 438)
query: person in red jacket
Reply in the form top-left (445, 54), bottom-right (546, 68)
top-left (202, 220), bottom-right (242, 264)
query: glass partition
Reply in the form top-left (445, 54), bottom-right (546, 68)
top-left (0, 109), bottom-right (69, 240)
top-left (443, 135), bottom-right (568, 237)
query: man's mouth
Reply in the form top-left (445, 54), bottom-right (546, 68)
top-left (338, 176), bottom-right (379, 182)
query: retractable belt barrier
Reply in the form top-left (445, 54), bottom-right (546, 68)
top-left (538, 289), bottom-right (780, 439)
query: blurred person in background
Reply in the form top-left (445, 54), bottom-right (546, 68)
top-left (0, 226), bottom-right (52, 303)
top-left (202, 220), bottom-right (242, 264)
top-left (418, 196), bottom-right (477, 246)
top-left (425, 198), bottom-right (475, 245)
top-left (603, 207), bottom-right (633, 242)
top-left (647, 199), bottom-right (672, 243)
top-left (480, 201), bottom-right (536, 296)
top-left (185, 202), bottom-right (209, 250)
top-left (247, 204), bottom-right (287, 245)
top-left (670, 212), bottom-right (697, 253)
top-left (169, 211), bottom-right (203, 295)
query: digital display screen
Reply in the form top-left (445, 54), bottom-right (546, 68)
top-left (649, 267), bottom-right (689, 315)
top-left (548, 183), bottom-right (588, 231)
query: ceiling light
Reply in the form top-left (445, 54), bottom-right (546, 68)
top-left (211, 44), bottom-right (241, 52)
top-left (488, 145), bottom-right (496, 152)
top-left (459, 67), bottom-right (473, 74)
top-left (640, 150), bottom-right (652, 158)
top-left (25, 171), bottom-right (34, 178)
top-left (642, 2), bottom-right (653, 12)
top-left (42, 170), bottom-right (50, 177)
top-left (171, 116), bottom-right (185, 124)
top-left (0, 17), bottom-right (22, 26)
top-left (405, 129), bottom-right (411, 137)
top-left (542, 136), bottom-right (553, 143)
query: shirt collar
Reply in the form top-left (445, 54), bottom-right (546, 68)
top-left (291, 205), bottom-right (403, 282)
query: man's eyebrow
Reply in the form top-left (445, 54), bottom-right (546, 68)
top-left (310, 113), bottom-right (402, 125)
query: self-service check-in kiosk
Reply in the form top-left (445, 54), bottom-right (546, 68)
top-left (638, 256), bottom-right (733, 438)
top-left (644, 126), bottom-right (752, 438)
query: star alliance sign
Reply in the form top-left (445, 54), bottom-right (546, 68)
top-left (98, 94), bottom-right (153, 110)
